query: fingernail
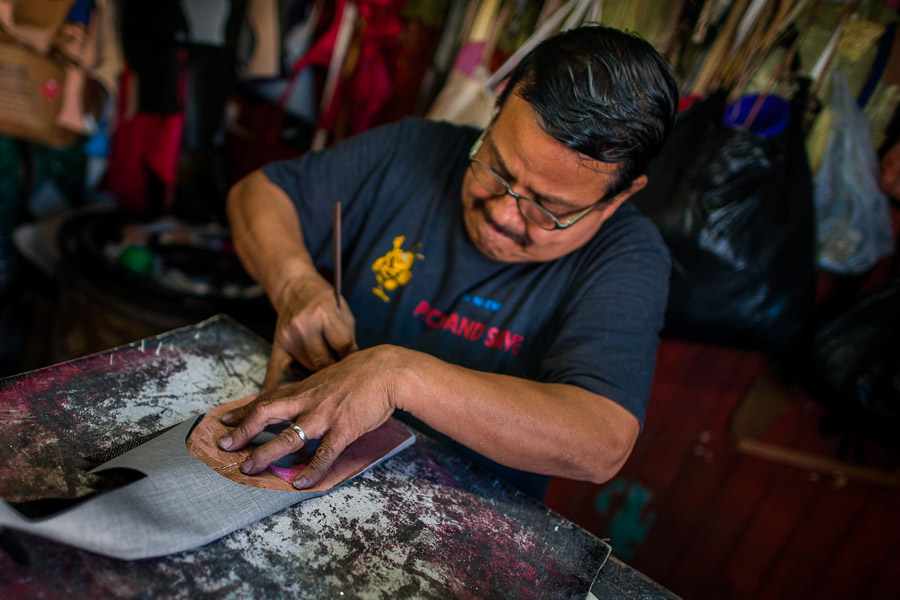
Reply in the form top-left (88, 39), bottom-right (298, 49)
top-left (293, 477), bottom-right (308, 489)
top-left (218, 435), bottom-right (233, 450)
top-left (239, 459), bottom-right (254, 474)
top-left (221, 411), bottom-right (234, 423)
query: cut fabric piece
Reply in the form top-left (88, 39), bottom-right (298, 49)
top-left (187, 395), bottom-right (416, 493)
top-left (0, 409), bottom-right (414, 560)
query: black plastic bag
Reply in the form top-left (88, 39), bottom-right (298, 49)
top-left (793, 278), bottom-right (900, 447)
top-left (631, 92), bottom-right (816, 353)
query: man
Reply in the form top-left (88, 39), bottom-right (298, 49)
top-left (218, 25), bottom-right (678, 499)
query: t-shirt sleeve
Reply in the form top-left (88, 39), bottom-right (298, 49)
top-left (538, 211), bottom-right (671, 425)
top-left (260, 119), bottom-right (409, 258)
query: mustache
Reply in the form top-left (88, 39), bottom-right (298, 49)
top-left (472, 197), bottom-right (531, 247)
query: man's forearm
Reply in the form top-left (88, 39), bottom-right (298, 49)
top-left (227, 170), bottom-right (357, 378)
top-left (226, 170), bottom-right (320, 305)
top-left (383, 345), bottom-right (640, 484)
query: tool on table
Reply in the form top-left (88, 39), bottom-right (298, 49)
top-left (333, 201), bottom-right (342, 306)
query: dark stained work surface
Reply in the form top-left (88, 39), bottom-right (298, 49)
top-left (0, 315), bottom-right (678, 599)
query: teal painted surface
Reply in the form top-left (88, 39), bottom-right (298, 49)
top-left (595, 479), bottom-right (656, 560)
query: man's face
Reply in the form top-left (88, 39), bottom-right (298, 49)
top-left (461, 94), bottom-right (646, 263)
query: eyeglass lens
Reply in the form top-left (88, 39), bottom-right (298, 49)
top-left (470, 161), bottom-right (557, 230)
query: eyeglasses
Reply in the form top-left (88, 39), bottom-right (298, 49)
top-left (467, 127), bottom-right (606, 231)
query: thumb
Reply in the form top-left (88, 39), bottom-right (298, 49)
top-left (262, 346), bottom-right (293, 393)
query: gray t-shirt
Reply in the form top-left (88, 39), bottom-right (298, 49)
top-left (262, 117), bottom-right (670, 498)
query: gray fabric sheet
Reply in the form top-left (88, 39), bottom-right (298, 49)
top-left (0, 416), bottom-right (342, 560)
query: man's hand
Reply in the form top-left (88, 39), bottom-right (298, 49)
top-left (263, 272), bottom-right (359, 391)
top-left (225, 171), bottom-right (358, 391)
top-left (217, 347), bottom-right (401, 489)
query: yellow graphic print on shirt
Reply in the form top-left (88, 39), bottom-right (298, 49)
top-left (371, 235), bottom-right (423, 303)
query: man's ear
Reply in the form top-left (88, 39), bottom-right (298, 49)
top-left (616, 174), bottom-right (648, 204)
top-left (599, 175), bottom-right (648, 219)
top-left (595, 174), bottom-right (648, 221)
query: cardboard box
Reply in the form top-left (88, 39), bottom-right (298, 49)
top-left (0, 38), bottom-right (76, 147)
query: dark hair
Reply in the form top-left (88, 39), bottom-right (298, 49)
top-left (497, 24), bottom-right (678, 196)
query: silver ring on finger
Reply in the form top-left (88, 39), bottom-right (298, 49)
top-left (289, 423), bottom-right (308, 443)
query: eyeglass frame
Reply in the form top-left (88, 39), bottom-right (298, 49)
top-left (467, 125), bottom-right (610, 231)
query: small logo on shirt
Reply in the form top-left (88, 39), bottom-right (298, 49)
top-left (463, 294), bottom-right (502, 311)
top-left (371, 235), bottom-right (423, 302)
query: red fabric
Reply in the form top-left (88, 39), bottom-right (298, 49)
top-left (284, 0), bottom-right (349, 80)
top-left (107, 66), bottom-right (185, 214)
top-left (275, 0), bottom-right (405, 141)
top-left (342, 0), bottom-right (404, 136)
top-left (268, 0), bottom-right (350, 142)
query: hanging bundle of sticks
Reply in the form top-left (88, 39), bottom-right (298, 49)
top-left (677, 0), bottom-right (867, 131)
top-left (686, 0), bottom-right (811, 97)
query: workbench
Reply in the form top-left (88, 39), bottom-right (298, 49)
top-left (0, 315), bottom-right (678, 599)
